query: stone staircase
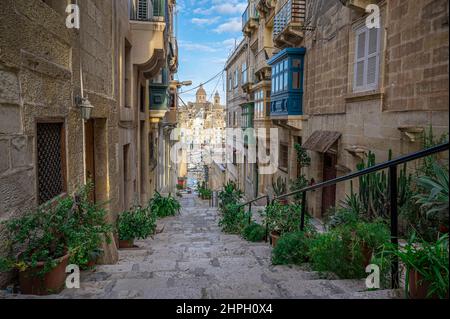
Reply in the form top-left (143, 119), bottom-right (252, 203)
top-left (0, 195), bottom-right (402, 299)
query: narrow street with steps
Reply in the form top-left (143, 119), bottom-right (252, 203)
top-left (33, 193), bottom-right (398, 300)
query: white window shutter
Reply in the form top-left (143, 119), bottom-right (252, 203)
top-left (366, 27), bottom-right (380, 87)
top-left (354, 30), bottom-right (367, 89)
top-left (354, 24), bottom-right (380, 91)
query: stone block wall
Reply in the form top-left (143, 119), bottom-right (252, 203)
top-left (302, 0), bottom-right (449, 218)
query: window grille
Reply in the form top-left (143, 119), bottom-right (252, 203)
top-left (37, 122), bottom-right (65, 204)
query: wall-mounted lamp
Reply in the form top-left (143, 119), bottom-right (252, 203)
top-left (75, 96), bottom-right (94, 121)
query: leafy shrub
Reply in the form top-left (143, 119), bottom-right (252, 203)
top-left (242, 222), bottom-right (266, 242)
top-left (218, 181), bottom-right (243, 209)
top-left (387, 233), bottom-right (449, 299)
top-left (264, 202), bottom-right (301, 235)
top-left (272, 231), bottom-right (311, 265)
top-left (219, 203), bottom-right (250, 234)
top-left (309, 221), bottom-right (390, 279)
top-left (414, 162), bottom-right (449, 229)
top-left (0, 184), bottom-right (112, 275)
top-left (66, 184), bottom-right (112, 268)
top-left (149, 191), bottom-right (181, 218)
top-left (117, 205), bottom-right (156, 241)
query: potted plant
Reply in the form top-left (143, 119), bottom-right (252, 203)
top-left (272, 177), bottom-right (288, 205)
top-left (389, 233), bottom-right (449, 299)
top-left (218, 181), bottom-right (243, 209)
top-left (414, 162), bottom-right (449, 234)
top-left (0, 196), bottom-right (74, 295)
top-left (264, 202), bottom-right (302, 248)
top-left (67, 184), bottom-right (113, 270)
top-left (148, 191), bottom-right (181, 218)
top-left (117, 205), bottom-right (156, 248)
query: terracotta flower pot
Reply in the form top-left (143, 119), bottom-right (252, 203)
top-left (119, 239), bottom-right (135, 249)
top-left (276, 198), bottom-right (289, 206)
top-left (361, 244), bottom-right (373, 268)
top-left (270, 231), bottom-right (281, 248)
top-left (408, 269), bottom-right (434, 299)
top-left (439, 224), bottom-right (449, 234)
top-left (19, 253), bottom-right (70, 296)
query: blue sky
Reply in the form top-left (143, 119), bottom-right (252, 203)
top-left (175, 0), bottom-right (245, 104)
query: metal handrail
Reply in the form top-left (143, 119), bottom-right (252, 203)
top-left (238, 142), bottom-right (449, 289)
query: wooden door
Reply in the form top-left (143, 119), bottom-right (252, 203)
top-left (85, 119), bottom-right (96, 202)
top-left (321, 153), bottom-right (337, 216)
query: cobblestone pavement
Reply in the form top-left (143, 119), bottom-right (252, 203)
top-left (1, 194), bottom-right (400, 299)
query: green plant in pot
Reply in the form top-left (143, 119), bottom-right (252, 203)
top-left (117, 205), bottom-right (157, 248)
top-left (218, 203), bottom-right (250, 234)
top-left (66, 184), bottom-right (113, 269)
top-left (414, 162), bottom-right (449, 234)
top-left (148, 191), bottom-right (181, 218)
top-left (272, 177), bottom-right (288, 205)
top-left (272, 231), bottom-right (313, 265)
top-left (218, 181), bottom-right (243, 209)
top-left (242, 222), bottom-right (266, 242)
top-left (309, 220), bottom-right (389, 279)
top-left (0, 183), bottom-right (112, 295)
top-left (387, 233), bottom-right (449, 299)
top-left (264, 202), bottom-right (302, 247)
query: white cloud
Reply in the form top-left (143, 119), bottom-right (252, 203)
top-left (193, 2), bottom-right (246, 16)
top-left (213, 18), bottom-right (242, 34)
top-left (179, 41), bottom-right (218, 53)
top-left (191, 17), bottom-right (220, 25)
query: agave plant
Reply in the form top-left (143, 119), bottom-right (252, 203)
top-left (414, 162), bottom-right (449, 227)
top-left (272, 176), bottom-right (287, 197)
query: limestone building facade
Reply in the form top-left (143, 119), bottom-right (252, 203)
top-left (225, 0), bottom-right (449, 216)
top-left (0, 0), bottom-right (178, 287)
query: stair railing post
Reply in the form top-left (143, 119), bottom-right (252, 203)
top-left (389, 165), bottom-right (400, 289)
top-left (300, 191), bottom-right (306, 231)
top-left (248, 202), bottom-right (252, 224)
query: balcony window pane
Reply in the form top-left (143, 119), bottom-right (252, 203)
top-left (293, 72), bottom-right (300, 89)
top-left (284, 72), bottom-right (288, 90)
top-left (293, 59), bottom-right (301, 68)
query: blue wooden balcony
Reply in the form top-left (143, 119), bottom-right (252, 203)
top-left (267, 47), bottom-right (306, 117)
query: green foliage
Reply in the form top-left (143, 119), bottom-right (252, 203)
top-left (264, 202), bottom-right (302, 235)
top-left (117, 205), bottom-right (157, 241)
top-left (272, 176), bottom-right (287, 197)
top-left (198, 182), bottom-right (213, 199)
top-left (326, 207), bottom-right (361, 230)
top-left (418, 126), bottom-right (448, 178)
top-left (387, 233), bottom-right (449, 299)
top-left (0, 184), bottom-right (113, 275)
top-left (290, 144), bottom-right (311, 203)
top-left (218, 203), bottom-right (250, 234)
top-left (148, 191), bottom-right (181, 218)
top-left (414, 162), bottom-right (449, 228)
top-left (218, 181), bottom-right (243, 209)
top-left (309, 221), bottom-right (389, 279)
top-left (272, 231), bottom-right (311, 265)
top-left (66, 184), bottom-right (112, 269)
top-left (242, 222), bottom-right (266, 242)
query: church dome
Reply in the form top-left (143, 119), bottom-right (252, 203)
top-left (196, 85), bottom-right (207, 103)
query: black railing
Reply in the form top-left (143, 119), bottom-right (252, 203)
top-left (239, 142), bottom-right (449, 289)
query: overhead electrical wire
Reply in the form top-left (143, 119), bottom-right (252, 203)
top-left (178, 69), bottom-right (225, 95)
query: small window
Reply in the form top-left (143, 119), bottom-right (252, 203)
top-left (37, 122), bottom-right (66, 204)
top-left (354, 24), bottom-right (381, 92)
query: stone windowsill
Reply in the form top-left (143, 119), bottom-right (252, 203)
top-left (345, 90), bottom-right (384, 103)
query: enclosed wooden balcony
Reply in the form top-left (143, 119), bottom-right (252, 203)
top-left (129, 0), bottom-right (166, 69)
top-left (242, 1), bottom-right (259, 36)
top-left (273, 0), bottom-right (306, 48)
